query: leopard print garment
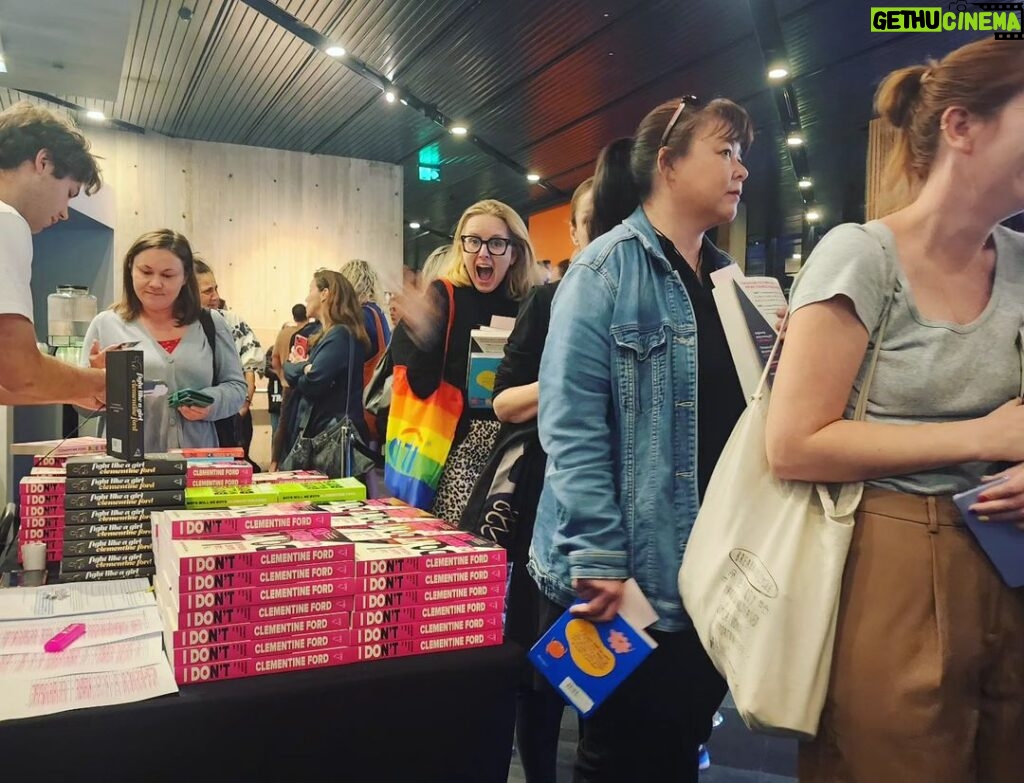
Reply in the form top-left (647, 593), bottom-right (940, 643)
top-left (431, 420), bottom-right (501, 525)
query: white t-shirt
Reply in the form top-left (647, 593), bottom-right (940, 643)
top-left (0, 199), bottom-right (34, 322)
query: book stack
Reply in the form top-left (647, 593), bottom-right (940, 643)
top-left (18, 475), bottom-right (67, 565)
top-left (58, 454), bottom-right (187, 583)
top-left (150, 497), bottom-right (506, 685)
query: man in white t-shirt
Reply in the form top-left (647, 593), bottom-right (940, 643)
top-left (0, 101), bottom-right (106, 408)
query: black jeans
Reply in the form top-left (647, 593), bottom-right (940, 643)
top-left (548, 602), bottom-right (726, 783)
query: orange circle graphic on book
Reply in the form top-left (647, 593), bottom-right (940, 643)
top-left (545, 639), bottom-right (566, 659)
top-left (565, 618), bottom-right (615, 677)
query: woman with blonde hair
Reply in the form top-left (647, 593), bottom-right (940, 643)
top-left (83, 230), bottom-right (246, 451)
top-left (390, 199), bottom-right (535, 522)
top-left (340, 258), bottom-right (391, 441)
top-left (767, 38), bottom-right (1024, 782)
top-left (280, 269), bottom-right (371, 468)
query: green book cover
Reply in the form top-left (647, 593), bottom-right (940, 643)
top-left (274, 478), bottom-right (367, 503)
top-left (185, 483), bottom-right (280, 509)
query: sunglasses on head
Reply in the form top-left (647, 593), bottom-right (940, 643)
top-left (660, 95), bottom-right (701, 148)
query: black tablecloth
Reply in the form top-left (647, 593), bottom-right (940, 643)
top-left (1, 642), bottom-right (523, 783)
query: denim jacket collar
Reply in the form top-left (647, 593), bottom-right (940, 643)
top-left (622, 204), bottom-right (734, 277)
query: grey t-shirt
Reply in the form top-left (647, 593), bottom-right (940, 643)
top-left (790, 220), bottom-right (1024, 495)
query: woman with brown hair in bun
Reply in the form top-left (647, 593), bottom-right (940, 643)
top-left (767, 38), bottom-right (1024, 782)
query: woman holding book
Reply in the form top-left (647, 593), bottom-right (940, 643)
top-left (279, 269), bottom-right (370, 465)
top-left (766, 39), bottom-right (1024, 783)
top-left (388, 199), bottom-right (536, 522)
top-left (82, 229), bottom-right (246, 452)
top-left (528, 97), bottom-right (752, 782)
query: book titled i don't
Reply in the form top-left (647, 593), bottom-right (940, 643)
top-left (106, 349), bottom-right (145, 462)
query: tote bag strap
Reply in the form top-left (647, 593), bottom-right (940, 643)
top-left (437, 279), bottom-right (457, 368)
top-left (753, 222), bottom-right (899, 422)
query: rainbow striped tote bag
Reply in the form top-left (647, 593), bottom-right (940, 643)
top-left (384, 280), bottom-right (464, 509)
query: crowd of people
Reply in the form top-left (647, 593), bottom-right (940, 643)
top-left (0, 34), bottom-right (1021, 783)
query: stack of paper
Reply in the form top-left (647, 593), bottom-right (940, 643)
top-left (0, 578), bottom-right (178, 722)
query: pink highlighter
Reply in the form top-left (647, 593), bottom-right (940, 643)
top-left (44, 622), bottom-right (86, 653)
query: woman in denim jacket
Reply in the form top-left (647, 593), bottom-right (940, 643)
top-left (529, 97), bottom-right (752, 782)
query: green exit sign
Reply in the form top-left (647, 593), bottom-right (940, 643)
top-left (418, 143), bottom-right (441, 182)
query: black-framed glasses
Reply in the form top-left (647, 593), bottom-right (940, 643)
top-left (461, 235), bottom-right (512, 256)
top-left (660, 94), bottom-right (701, 148)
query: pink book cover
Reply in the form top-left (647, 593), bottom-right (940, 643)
top-left (162, 504), bottom-right (331, 538)
top-left (32, 456), bottom-right (69, 467)
top-left (172, 630), bottom-right (352, 668)
top-left (185, 477), bottom-right (249, 489)
top-left (18, 530), bottom-right (62, 546)
top-left (167, 529), bottom-right (355, 575)
top-left (186, 461), bottom-right (253, 478)
top-left (354, 565), bottom-right (506, 594)
top-left (171, 599), bottom-right (353, 629)
top-left (170, 623), bottom-right (251, 648)
top-left (20, 500), bottom-right (65, 516)
top-left (161, 601), bottom-right (350, 642)
top-left (350, 597), bottom-right (503, 628)
top-left (352, 613), bottom-right (503, 644)
top-left (18, 515), bottom-right (64, 530)
top-left (174, 648), bottom-right (355, 685)
top-left (169, 565), bottom-right (353, 593)
top-left (355, 630), bottom-right (502, 662)
top-left (169, 577), bottom-right (356, 611)
top-left (173, 641), bottom-right (249, 667)
top-left (352, 581), bottom-right (505, 612)
top-left (18, 524), bottom-right (63, 539)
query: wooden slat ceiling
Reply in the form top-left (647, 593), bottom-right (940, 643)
top-left (4, 0), bottom-right (992, 258)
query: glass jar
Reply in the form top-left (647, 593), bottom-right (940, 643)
top-left (47, 285), bottom-right (97, 347)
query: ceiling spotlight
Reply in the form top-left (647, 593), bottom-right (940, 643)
top-left (325, 45), bottom-right (346, 57)
top-left (409, 221), bottom-right (421, 230)
top-left (792, 252), bottom-right (802, 260)
top-left (526, 173), bottom-right (541, 183)
top-left (797, 177), bottom-right (812, 189)
top-left (84, 110), bottom-right (106, 121)
top-left (767, 66), bottom-right (789, 80)
top-left (0, 60), bottom-right (7, 74)
top-left (787, 133), bottom-right (804, 147)
top-left (399, 98), bottom-right (409, 106)
top-left (805, 209), bottom-right (821, 222)
top-left (384, 90), bottom-right (396, 103)
top-left (449, 125), bottom-right (468, 137)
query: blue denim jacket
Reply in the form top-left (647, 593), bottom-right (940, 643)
top-left (528, 205), bottom-right (734, 631)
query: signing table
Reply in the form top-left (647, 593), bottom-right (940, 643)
top-left (1, 640), bottom-right (522, 782)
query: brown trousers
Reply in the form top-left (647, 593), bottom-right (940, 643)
top-left (801, 488), bottom-right (1024, 783)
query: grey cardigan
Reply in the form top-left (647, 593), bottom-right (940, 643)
top-left (82, 309), bottom-right (247, 451)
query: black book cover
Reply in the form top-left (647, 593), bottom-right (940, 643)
top-left (106, 350), bottom-right (145, 462)
top-left (60, 551), bottom-right (156, 572)
top-left (65, 474), bottom-right (187, 493)
top-left (59, 566), bottom-right (156, 582)
top-left (63, 520), bottom-right (152, 540)
top-left (62, 537), bottom-right (154, 557)
top-left (64, 507), bottom-right (155, 525)
top-left (65, 454), bottom-right (187, 478)
top-left (63, 490), bottom-right (186, 510)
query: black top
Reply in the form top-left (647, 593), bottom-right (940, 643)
top-left (657, 233), bottom-right (746, 502)
top-left (493, 282), bottom-right (558, 399)
top-left (390, 279), bottom-right (520, 444)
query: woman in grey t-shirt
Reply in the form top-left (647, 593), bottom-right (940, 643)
top-left (767, 39), bottom-right (1024, 783)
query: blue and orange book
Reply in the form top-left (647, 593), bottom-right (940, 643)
top-left (529, 605), bottom-right (657, 717)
